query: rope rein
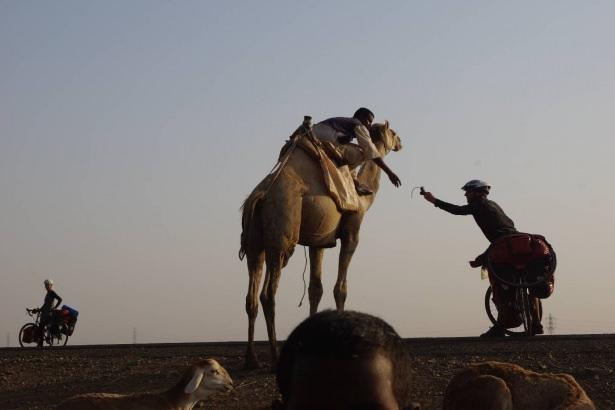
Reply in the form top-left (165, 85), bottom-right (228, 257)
top-left (297, 246), bottom-right (308, 307)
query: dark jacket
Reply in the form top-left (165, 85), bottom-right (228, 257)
top-left (42, 290), bottom-right (62, 313)
top-left (318, 117), bottom-right (363, 143)
top-left (434, 197), bottom-right (517, 243)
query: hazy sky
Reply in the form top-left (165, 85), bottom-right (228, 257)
top-left (1, 1), bottom-right (614, 346)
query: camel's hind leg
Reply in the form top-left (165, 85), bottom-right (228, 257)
top-left (308, 247), bottom-right (325, 316)
top-left (260, 251), bottom-right (284, 372)
top-left (244, 251), bottom-right (265, 369)
top-left (334, 217), bottom-right (361, 311)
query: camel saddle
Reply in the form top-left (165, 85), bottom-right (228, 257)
top-left (278, 130), bottom-right (360, 213)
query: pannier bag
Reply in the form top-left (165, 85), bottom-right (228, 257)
top-left (61, 305), bottom-right (79, 336)
top-left (21, 324), bottom-right (36, 344)
top-left (21, 324), bottom-right (43, 344)
top-left (487, 233), bottom-right (556, 299)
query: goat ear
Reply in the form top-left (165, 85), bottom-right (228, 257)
top-left (184, 369), bottom-right (204, 394)
top-left (384, 120), bottom-right (389, 130)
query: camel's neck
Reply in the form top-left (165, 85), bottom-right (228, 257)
top-left (356, 157), bottom-right (382, 212)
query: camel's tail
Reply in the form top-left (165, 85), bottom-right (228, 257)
top-left (239, 174), bottom-right (272, 260)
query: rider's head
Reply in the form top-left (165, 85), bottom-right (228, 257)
top-left (44, 278), bottom-right (53, 290)
top-left (461, 180), bottom-right (490, 203)
top-left (276, 310), bottom-right (414, 410)
top-left (353, 107), bottom-right (375, 129)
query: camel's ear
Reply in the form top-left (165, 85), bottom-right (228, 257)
top-left (184, 369), bottom-right (204, 394)
top-left (384, 120), bottom-right (390, 130)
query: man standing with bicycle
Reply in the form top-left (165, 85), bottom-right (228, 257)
top-left (421, 180), bottom-right (543, 337)
top-left (38, 278), bottom-right (62, 346)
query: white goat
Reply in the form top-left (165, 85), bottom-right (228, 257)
top-left (56, 358), bottom-right (233, 410)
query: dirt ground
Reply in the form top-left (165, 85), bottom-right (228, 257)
top-left (1, 335), bottom-right (613, 409)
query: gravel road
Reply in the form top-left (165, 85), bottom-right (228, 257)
top-left (1, 335), bottom-right (613, 409)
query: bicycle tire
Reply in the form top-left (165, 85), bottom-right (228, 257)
top-left (484, 286), bottom-right (530, 337)
top-left (484, 287), bottom-right (497, 325)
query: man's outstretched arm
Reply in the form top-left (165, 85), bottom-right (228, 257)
top-left (373, 157), bottom-right (401, 187)
top-left (422, 191), bottom-right (471, 215)
top-left (354, 124), bottom-right (401, 187)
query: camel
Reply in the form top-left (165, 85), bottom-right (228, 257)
top-left (443, 361), bottom-right (595, 410)
top-left (239, 120), bottom-right (402, 370)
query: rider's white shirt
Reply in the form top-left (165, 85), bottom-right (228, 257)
top-left (312, 123), bottom-right (381, 160)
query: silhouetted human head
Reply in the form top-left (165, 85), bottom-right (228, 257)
top-left (461, 179), bottom-right (490, 203)
top-left (276, 310), bottom-right (414, 410)
top-left (353, 107), bottom-right (375, 128)
top-left (44, 278), bottom-right (53, 291)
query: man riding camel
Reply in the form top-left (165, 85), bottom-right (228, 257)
top-left (312, 108), bottom-right (402, 195)
top-left (421, 180), bottom-right (545, 337)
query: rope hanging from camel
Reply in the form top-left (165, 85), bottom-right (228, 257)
top-left (297, 245), bottom-right (308, 308)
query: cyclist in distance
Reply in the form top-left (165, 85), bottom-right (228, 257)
top-left (421, 180), bottom-right (543, 337)
top-left (38, 278), bottom-right (62, 346)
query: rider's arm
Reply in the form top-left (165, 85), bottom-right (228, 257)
top-left (433, 199), bottom-right (473, 215)
top-left (422, 192), bottom-right (473, 215)
top-left (354, 125), bottom-right (401, 187)
top-left (373, 157), bottom-right (401, 187)
top-left (353, 125), bottom-right (381, 160)
top-left (52, 291), bottom-right (62, 309)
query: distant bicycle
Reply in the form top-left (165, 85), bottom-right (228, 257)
top-left (484, 234), bottom-right (556, 337)
top-left (19, 306), bottom-right (78, 347)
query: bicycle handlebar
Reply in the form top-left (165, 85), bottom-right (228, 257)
top-left (26, 308), bottom-right (40, 316)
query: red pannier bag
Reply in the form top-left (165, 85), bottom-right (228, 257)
top-left (21, 324), bottom-right (36, 344)
top-left (487, 233), bottom-right (556, 299)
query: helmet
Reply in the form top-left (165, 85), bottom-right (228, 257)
top-left (44, 279), bottom-right (53, 286)
top-left (461, 180), bottom-right (490, 193)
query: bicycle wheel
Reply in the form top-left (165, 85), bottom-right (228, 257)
top-left (18, 323), bottom-right (38, 347)
top-left (484, 287), bottom-right (498, 325)
top-left (484, 287), bottom-right (529, 337)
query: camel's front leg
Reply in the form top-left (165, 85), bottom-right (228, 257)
top-left (260, 252), bottom-right (283, 372)
top-left (334, 230), bottom-right (359, 311)
top-left (308, 247), bottom-right (325, 316)
top-left (244, 251), bottom-right (264, 369)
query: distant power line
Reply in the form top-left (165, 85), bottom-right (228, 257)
top-left (547, 313), bottom-right (556, 335)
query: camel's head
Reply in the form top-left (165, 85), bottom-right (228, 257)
top-left (370, 121), bottom-right (402, 154)
top-left (182, 358), bottom-right (234, 399)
